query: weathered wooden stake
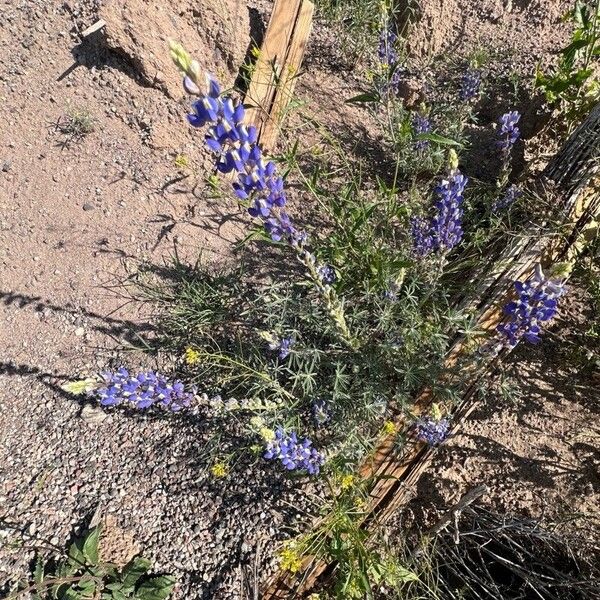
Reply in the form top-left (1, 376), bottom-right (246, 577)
top-left (262, 104), bottom-right (600, 598)
top-left (244, 0), bottom-right (315, 151)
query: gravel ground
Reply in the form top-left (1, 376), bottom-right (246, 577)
top-left (0, 372), bottom-right (322, 598)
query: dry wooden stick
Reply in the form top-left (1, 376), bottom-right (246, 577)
top-left (243, 0), bottom-right (314, 151)
top-left (261, 103), bottom-right (600, 598)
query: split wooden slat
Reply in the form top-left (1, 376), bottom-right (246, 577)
top-left (244, 0), bottom-right (315, 151)
top-left (262, 103), bottom-right (600, 598)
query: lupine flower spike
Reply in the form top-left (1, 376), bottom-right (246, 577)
top-left (497, 264), bottom-right (566, 348)
top-left (413, 415), bottom-right (450, 446)
top-left (377, 24), bottom-right (402, 94)
top-left (312, 399), bottom-right (331, 426)
top-left (412, 170), bottom-right (468, 257)
top-left (264, 428), bottom-right (325, 475)
top-left (493, 184), bottom-right (522, 212)
top-left (94, 367), bottom-right (196, 411)
top-left (269, 336), bottom-right (295, 360)
top-left (460, 68), bottom-right (481, 102)
top-left (171, 42), bottom-right (356, 348)
top-left (497, 111), bottom-right (521, 153)
top-left (413, 113), bottom-right (432, 150)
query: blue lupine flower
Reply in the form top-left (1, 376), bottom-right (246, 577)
top-left (431, 170), bottom-right (468, 252)
top-left (497, 111), bottom-right (521, 152)
top-left (411, 216), bottom-right (434, 257)
top-left (460, 69), bottom-right (481, 102)
top-left (413, 415), bottom-right (450, 446)
top-left (493, 184), bottom-right (522, 212)
top-left (312, 399), bottom-right (331, 426)
top-left (264, 428), bottom-right (325, 475)
top-left (185, 74), bottom-right (303, 245)
top-left (378, 26), bottom-right (398, 66)
top-left (269, 336), bottom-right (295, 360)
top-left (497, 264), bottom-right (565, 348)
top-left (413, 114), bottom-right (432, 150)
top-left (377, 25), bottom-right (403, 94)
top-left (317, 264), bottom-right (336, 285)
top-left (411, 170), bottom-right (468, 257)
top-left (94, 367), bottom-right (195, 411)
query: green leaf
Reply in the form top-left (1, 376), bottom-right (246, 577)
top-left (33, 557), bottom-right (45, 585)
top-left (121, 557), bottom-right (151, 588)
top-left (136, 575), bottom-right (176, 600)
top-left (68, 538), bottom-right (87, 567)
top-left (82, 526), bottom-right (101, 566)
top-left (61, 378), bottom-right (99, 395)
top-left (415, 132), bottom-right (462, 147)
top-left (345, 92), bottom-right (381, 104)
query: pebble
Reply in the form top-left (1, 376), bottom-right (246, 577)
top-left (82, 203), bottom-right (95, 211)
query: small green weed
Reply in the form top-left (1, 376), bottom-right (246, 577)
top-left (56, 107), bottom-right (95, 147)
top-left (10, 525), bottom-right (175, 600)
top-left (535, 0), bottom-right (600, 128)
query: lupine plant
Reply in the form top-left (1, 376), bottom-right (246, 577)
top-left (496, 264), bottom-right (566, 349)
top-left (53, 11), bottom-right (582, 599)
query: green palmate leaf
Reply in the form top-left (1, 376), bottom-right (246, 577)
top-left (121, 557), bottom-right (151, 588)
top-left (61, 378), bottom-right (99, 395)
top-left (345, 92), bottom-right (381, 104)
top-left (64, 588), bottom-right (84, 600)
top-left (68, 538), bottom-right (87, 567)
top-left (136, 575), bottom-right (176, 600)
top-left (82, 526), bottom-right (101, 565)
top-left (416, 132), bottom-right (463, 147)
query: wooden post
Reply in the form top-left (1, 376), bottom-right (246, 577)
top-left (244, 0), bottom-right (315, 151)
top-left (261, 104), bottom-right (600, 598)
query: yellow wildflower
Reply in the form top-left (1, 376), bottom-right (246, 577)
top-left (382, 420), bottom-right (397, 435)
top-left (184, 347), bottom-right (200, 365)
top-left (340, 474), bottom-right (355, 491)
top-left (278, 543), bottom-right (303, 574)
top-left (259, 427), bottom-right (276, 442)
top-left (210, 462), bottom-right (229, 478)
top-left (174, 153), bottom-right (190, 169)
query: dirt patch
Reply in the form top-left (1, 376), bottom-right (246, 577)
top-left (392, 283), bottom-right (600, 541)
top-left (401, 0), bottom-right (570, 73)
top-left (100, 0), bottom-right (250, 100)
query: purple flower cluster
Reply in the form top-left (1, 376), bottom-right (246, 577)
top-left (411, 216), bottom-right (435, 257)
top-left (413, 415), bottom-right (450, 446)
top-left (493, 184), bottom-right (522, 212)
top-left (497, 265), bottom-right (566, 348)
top-left (378, 26), bottom-right (398, 66)
top-left (413, 114), bottom-right (432, 150)
top-left (317, 264), bottom-right (336, 285)
top-left (377, 25), bottom-right (402, 93)
top-left (94, 367), bottom-right (195, 411)
top-left (264, 428), bottom-right (325, 475)
top-left (412, 171), bottom-right (468, 256)
top-left (497, 111), bottom-right (521, 152)
top-left (460, 69), bottom-right (481, 102)
top-left (186, 75), bottom-right (303, 245)
top-left (269, 336), bottom-right (295, 360)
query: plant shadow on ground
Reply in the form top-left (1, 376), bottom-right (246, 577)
top-left (400, 295), bottom-right (600, 529)
top-left (0, 289), bottom-right (158, 351)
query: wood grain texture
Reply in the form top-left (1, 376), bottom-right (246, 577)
top-left (261, 103), bottom-right (600, 598)
top-left (244, 0), bottom-right (314, 151)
